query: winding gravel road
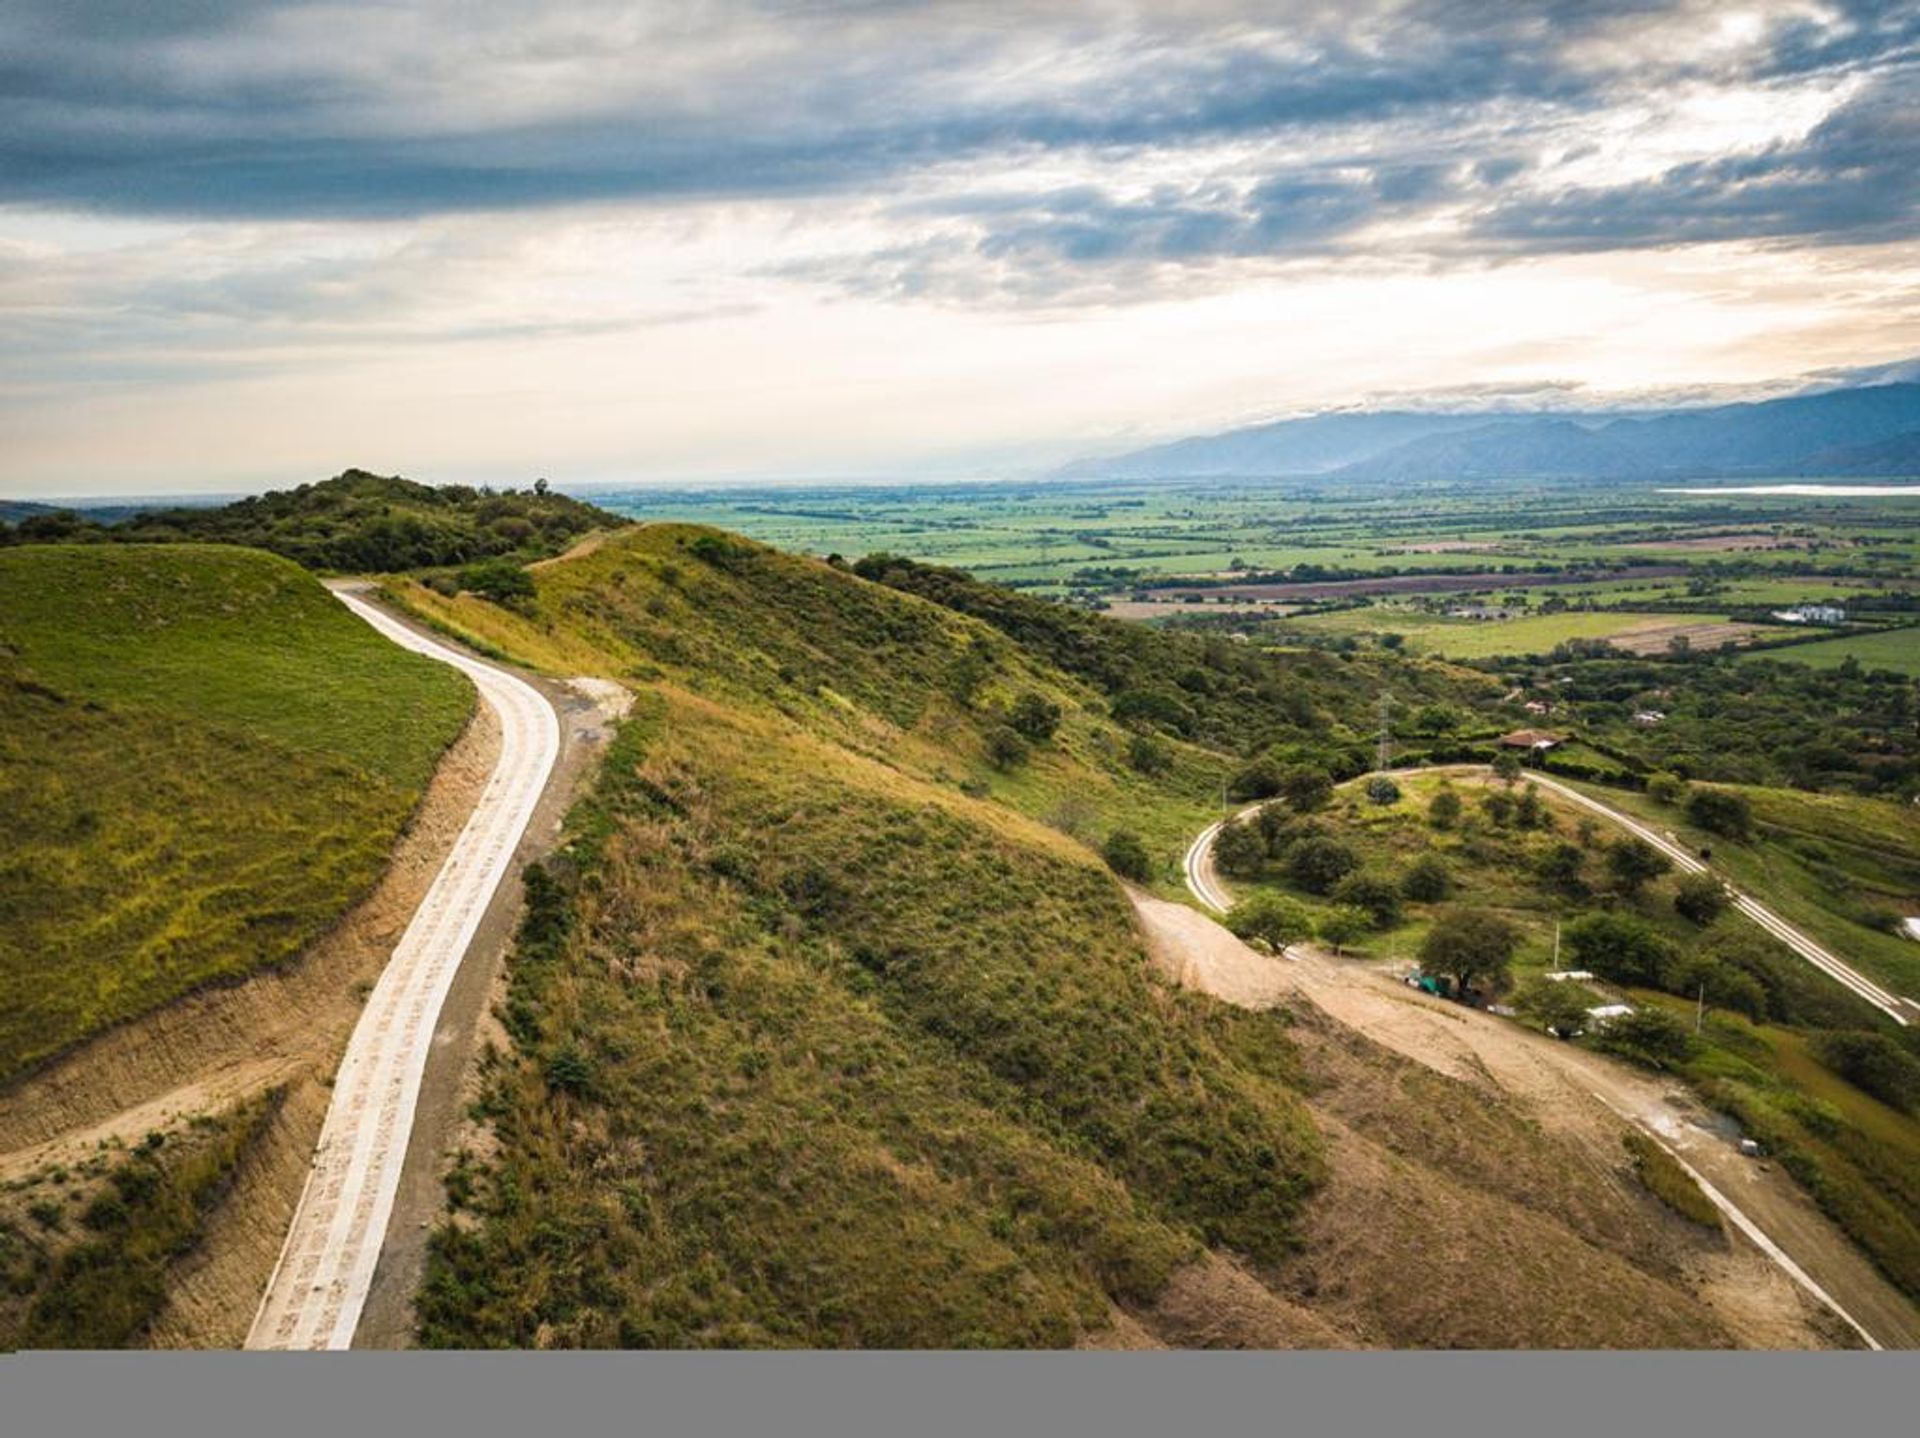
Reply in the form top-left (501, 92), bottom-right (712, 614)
top-left (1184, 765), bottom-right (1915, 1026)
top-left (247, 589), bottom-right (560, 1351)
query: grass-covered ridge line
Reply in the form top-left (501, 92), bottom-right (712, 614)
top-left (3, 469), bottom-right (623, 574)
top-left (0, 544), bottom-right (473, 1079)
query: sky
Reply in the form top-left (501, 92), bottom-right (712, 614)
top-left (3, 0), bottom-right (1919, 498)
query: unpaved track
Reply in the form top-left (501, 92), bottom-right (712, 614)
top-left (246, 589), bottom-right (560, 1351)
top-left (1174, 780), bottom-right (1920, 1348)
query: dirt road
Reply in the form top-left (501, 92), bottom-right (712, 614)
top-left (245, 588), bottom-right (561, 1351)
top-left (1174, 779), bottom-right (1920, 1348)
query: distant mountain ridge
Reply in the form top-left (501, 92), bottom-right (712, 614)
top-left (1059, 382), bottom-right (1920, 483)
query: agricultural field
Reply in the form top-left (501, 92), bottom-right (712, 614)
top-left (0, 544), bottom-right (473, 1080)
top-left (588, 478), bottom-right (1920, 600)
top-left (1777, 628), bottom-right (1920, 677)
top-left (1269, 607), bottom-right (1761, 660)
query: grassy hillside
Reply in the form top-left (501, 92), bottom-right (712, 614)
top-left (407, 526), bottom-right (1741, 1348)
top-left (0, 544), bottom-right (472, 1079)
top-left (2, 469), bottom-right (622, 574)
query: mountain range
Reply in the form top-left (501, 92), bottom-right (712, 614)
top-left (1056, 382), bottom-right (1920, 484)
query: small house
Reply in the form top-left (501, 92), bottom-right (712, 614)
top-left (1631, 709), bottom-right (1665, 726)
top-left (1771, 603), bottom-right (1846, 626)
top-left (1498, 729), bottom-right (1565, 752)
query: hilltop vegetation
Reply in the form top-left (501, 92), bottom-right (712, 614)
top-left (400, 526), bottom-right (1743, 1348)
top-left (1, 469), bottom-right (621, 574)
top-left (0, 544), bottom-right (472, 1080)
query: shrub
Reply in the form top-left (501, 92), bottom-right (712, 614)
top-left (1605, 837), bottom-right (1672, 895)
top-left (1686, 788), bottom-right (1753, 841)
top-left (1126, 732), bottom-right (1173, 776)
top-left (1286, 836), bottom-right (1360, 894)
top-left (1008, 692), bottom-right (1062, 742)
top-left (1535, 842), bottom-right (1587, 894)
top-left (1514, 976), bottom-right (1596, 1038)
top-left (1646, 772), bottom-right (1688, 806)
top-left (1212, 819), bottom-right (1268, 878)
top-left (1400, 854), bottom-right (1452, 903)
top-left (1228, 757), bottom-right (1284, 801)
top-left (1593, 1008), bottom-right (1696, 1070)
top-left (1810, 1031), bottom-right (1920, 1114)
top-left (1332, 871), bottom-right (1403, 929)
top-left (1673, 872), bottom-right (1729, 926)
top-left (985, 725), bottom-right (1030, 770)
top-left (1278, 765), bottom-right (1334, 812)
top-left (1562, 911), bottom-right (1677, 987)
top-left (457, 558), bottom-right (536, 606)
top-left (1364, 775), bottom-right (1401, 806)
top-left (1102, 830), bottom-right (1152, 882)
top-left (1428, 788), bottom-right (1462, 830)
top-left (1225, 892), bottom-right (1314, 950)
top-left (1316, 906), bottom-right (1372, 955)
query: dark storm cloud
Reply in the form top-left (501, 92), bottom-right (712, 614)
top-left (1, 1), bottom-right (1916, 295)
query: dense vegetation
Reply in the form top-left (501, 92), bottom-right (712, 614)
top-left (0, 544), bottom-right (472, 1079)
top-left (1, 469), bottom-right (620, 574)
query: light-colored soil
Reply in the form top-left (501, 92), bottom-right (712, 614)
top-left (1129, 891), bottom-right (1912, 1348)
top-left (1608, 618), bottom-right (1768, 654)
top-left (1104, 599), bottom-right (1299, 622)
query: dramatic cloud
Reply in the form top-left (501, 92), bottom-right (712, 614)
top-left (2, 1), bottom-right (1917, 492)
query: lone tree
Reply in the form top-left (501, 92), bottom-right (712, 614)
top-left (1102, 830), bottom-right (1152, 882)
top-left (1212, 818), bottom-right (1268, 878)
top-left (458, 558), bottom-right (535, 607)
top-left (1278, 764), bottom-right (1334, 813)
top-left (1606, 837), bottom-right (1672, 896)
top-left (1563, 911), bottom-right (1677, 987)
top-left (1419, 909), bottom-right (1520, 1000)
top-left (1428, 788), bottom-right (1462, 830)
top-left (1401, 854), bottom-right (1452, 903)
top-left (1286, 836), bottom-right (1360, 894)
top-left (1127, 732), bottom-right (1173, 776)
top-left (1491, 749), bottom-right (1523, 783)
top-left (1225, 892), bottom-right (1314, 951)
top-left (1365, 775), bottom-right (1402, 806)
top-left (1317, 905), bottom-right (1372, 955)
top-left (1514, 976), bottom-right (1595, 1038)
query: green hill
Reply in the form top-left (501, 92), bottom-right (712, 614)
top-left (1, 469), bottom-right (623, 574)
top-left (398, 527), bottom-right (1733, 1348)
top-left (0, 544), bottom-right (473, 1079)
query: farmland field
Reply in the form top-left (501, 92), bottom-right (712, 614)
top-left (1774, 628), bottom-right (1920, 677)
top-left (1271, 608), bottom-right (1759, 659)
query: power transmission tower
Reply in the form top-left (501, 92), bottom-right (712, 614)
top-left (1375, 690), bottom-right (1395, 773)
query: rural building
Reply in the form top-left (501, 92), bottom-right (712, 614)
top-left (1523, 699), bottom-right (1552, 716)
top-left (1771, 603), bottom-right (1846, 625)
top-left (1498, 729), bottom-right (1565, 751)
top-left (1447, 604), bottom-right (1512, 620)
top-left (1632, 709), bottom-right (1665, 726)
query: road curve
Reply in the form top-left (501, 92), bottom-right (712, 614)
top-left (247, 589), bottom-right (560, 1351)
top-left (1182, 766), bottom-right (1913, 1026)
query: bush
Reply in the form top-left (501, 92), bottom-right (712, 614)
top-left (1646, 772), bottom-right (1688, 806)
top-left (1278, 765), bottom-right (1334, 812)
top-left (457, 558), bottom-right (536, 606)
top-left (1286, 836), bottom-right (1360, 895)
top-left (1332, 871), bottom-right (1403, 929)
top-left (1606, 837), bottom-right (1672, 895)
top-left (1212, 819), bottom-right (1268, 878)
top-left (1316, 906), bottom-right (1372, 955)
top-left (1228, 758), bottom-right (1284, 801)
top-left (1535, 842), bottom-right (1587, 894)
top-left (1686, 788), bottom-right (1753, 840)
top-left (1810, 1031), bottom-right (1920, 1114)
top-left (1562, 912), bottom-right (1677, 987)
top-left (1008, 692), bottom-right (1062, 741)
top-left (985, 725), bottom-right (1030, 770)
top-left (1673, 872), bottom-right (1729, 926)
top-left (1593, 1008), bottom-right (1696, 1070)
top-left (1127, 732), bottom-right (1173, 776)
top-left (1428, 788), bottom-right (1462, 830)
top-left (1102, 830), bottom-right (1152, 882)
top-left (1515, 976), bottom-right (1596, 1038)
top-left (1365, 775), bottom-right (1401, 806)
top-left (1401, 854), bottom-right (1452, 903)
top-left (1225, 892), bottom-right (1314, 950)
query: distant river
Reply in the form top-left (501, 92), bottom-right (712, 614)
top-left (1661, 484), bottom-right (1920, 497)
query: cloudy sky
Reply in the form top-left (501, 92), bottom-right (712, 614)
top-left (4, 0), bottom-right (1918, 497)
